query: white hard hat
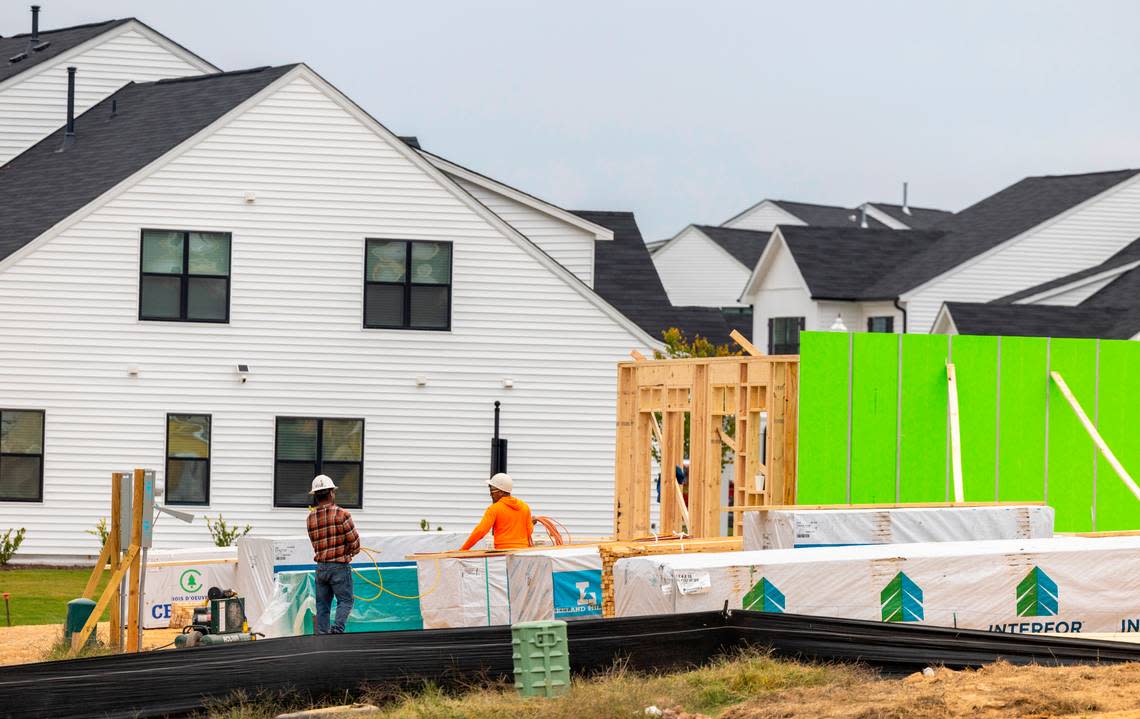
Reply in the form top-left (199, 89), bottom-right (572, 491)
top-left (309, 474), bottom-right (337, 493)
top-left (487, 473), bottom-right (513, 493)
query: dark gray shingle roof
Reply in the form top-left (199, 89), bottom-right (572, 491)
top-left (0, 65), bottom-right (297, 263)
top-left (1, 19), bottom-right (130, 84)
top-left (779, 226), bottom-right (945, 300)
top-left (865, 169), bottom-right (1140, 296)
top-left (868, 203), bottom-right (954, 230)
top-left (942, 302), bottom-right (1140, 340)
top-left (693, 225), bottom-right (771, 268)
top-left (575, 211), bottom-right (737, 345)
top-left (770, 200), bottom-right (889, 229)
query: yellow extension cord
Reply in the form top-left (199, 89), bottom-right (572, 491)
top-left (350, 546), bottom-right (442, 602)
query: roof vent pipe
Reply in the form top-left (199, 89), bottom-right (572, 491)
top-left (859, 205), bottom-right (868, 229)
top-left (56, 66), bottom-right (76, 152)
top-left (902, 181), bottom-right (911, 216)
top-left (31, 5), bottom-right (40, 43)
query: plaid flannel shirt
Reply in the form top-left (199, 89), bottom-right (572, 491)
top-left (307, 504), bottom-right (361, 563)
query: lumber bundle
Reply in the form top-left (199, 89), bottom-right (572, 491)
top-left (598, 536), bottom-right (741, 617)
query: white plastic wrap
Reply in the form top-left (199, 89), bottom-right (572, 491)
top-left (416, 555), bottom-right (509, 628)
top-left (743, 505), bottom-right (1054, 550)
top-left (507, 547), bottom-right (603, 623)
top-left (615, 536), bottom-right (1140, 634)
top-left (142, 547), bottom-right (239, 629)
top-left (237, 531), bottom-right (468, 630)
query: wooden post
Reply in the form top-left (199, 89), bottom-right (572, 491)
top-left (109, 472), bottom-right (123, 651)
top-left (70, 545), bottom-right (139, 654)
top-left (687, 363), bottom-right (719, 537)
top-left (1051, 371), bottom-right (1140, 502)
top-left (125, 469), bottom-right (145, 653)
top-left (947, 362), bottom-right (965, 503)
top-left (614, 366), bottom-right (638, 540)
top-left (730, 330), bottom-right (763, 358)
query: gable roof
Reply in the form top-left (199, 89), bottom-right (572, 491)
top-left (940, 301), bottom-right (1140, 340)
top-left (866, 169), bottom-right (1140, 297)
top-left (576, 211), bottom-right (737, 345)
top-left (769, 199), bottom-right (889, 229)
top-left (866, 203), bottom-right (953, 230)
top-left (995, 237), bottom-right (1140, 304)
top-left (0, 65), bottom-right (297, 263)
top-left (779, 226), bottom-right (945, 300)
top-left (693, 225), bottom-right (772, 268)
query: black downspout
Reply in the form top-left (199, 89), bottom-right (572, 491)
top-left (893, 298), bottom-right (908, 334)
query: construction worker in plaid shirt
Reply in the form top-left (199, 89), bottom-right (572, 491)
top-left (306, 474), bottom-right (360, 634)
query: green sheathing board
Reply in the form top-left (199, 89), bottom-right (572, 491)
top-left (898, 334), bottom-right (950, 502)
top-left (1046, 338), bottom-right (1098, 532)
top-left (1094, 340), bottom-right (1140, 531)
top-left (796, 332), bottom-right (850, 503)
top-left (950, 335), bottom-right (999, 502)
top-left (996, 336), bottom-right (1048, 503)
top-left (850, 333), bottom-right (900, 503)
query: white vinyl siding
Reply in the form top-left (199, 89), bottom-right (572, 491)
top-left (750, 240), bottom-right (816, 352)
top-left (452, 177), bottom-right (597, 286)
top-left (0, 72), bottom-right (649, 559)
top-left (653, 227), bottom-right (751, 307)
top-left (0, 24), bottom-right (209, 165)
top-left (904, 174), bottom-right (1140, 333)
top-left (722, 201), bottom-right (805, 232)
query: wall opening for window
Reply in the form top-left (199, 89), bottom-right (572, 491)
top-left (868, 316), bottom-right (895, 333)
top-left (274, 417), bottom-right (364, 508)
top-left (166, 414), bottom-right (211, 505)
top-left (768, 316), bottom-right (805, 354)
top-left (364, 239), bottom-right (452, 330)
top-left (0, 409), bottom-right (44, 502)
top-left (140, 229), bottom-right (231, 322)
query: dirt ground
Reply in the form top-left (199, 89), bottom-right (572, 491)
top-left (723, 661), bottom-right (1140, 719)
top-left (0, 623), bottom-right (181, 665)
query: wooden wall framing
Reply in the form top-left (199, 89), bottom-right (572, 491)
top-left (614, 354), bottom-right (799, 539)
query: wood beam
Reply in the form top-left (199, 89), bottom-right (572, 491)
top-left (946, 362), bottom-right (965, 503)
top-left (1051, 370), bottom-right (1140, 502)
top-left (730, 330), bottom-right (763, 357)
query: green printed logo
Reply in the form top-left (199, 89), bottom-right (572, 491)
top-left (743, 578), bottom-right (785, 613)
top-left (1017, 567), bottom-right (1058, 617)
top-left (179, 568), bottom-right (202, 593)
top-left (881, 571), bottom-right (923, 623)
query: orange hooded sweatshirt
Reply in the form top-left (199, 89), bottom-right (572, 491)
top-left (460, 496), bottom-right (533, 550)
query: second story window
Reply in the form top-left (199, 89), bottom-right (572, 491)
top-left (140, 230), bottom-right (231, 322)
top-left (364, 239), bottom-right (452, 330)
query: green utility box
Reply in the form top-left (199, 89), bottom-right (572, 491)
top-left (64, 598), bottom-right (96, 646)
top-left (511, 620), bottom-right (570, 698)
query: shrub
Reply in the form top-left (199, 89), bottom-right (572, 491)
top-left (0, 527), bottom-right (26, 567)
top-left (205, 515), bottom-right (252, 547)
top-left (419, 519), bottom-right (443, 532)
top-left (86, 517), bottom-right (109, 547)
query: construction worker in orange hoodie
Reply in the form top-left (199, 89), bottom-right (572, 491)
top-left (460, 473), bottom-right (533, 550)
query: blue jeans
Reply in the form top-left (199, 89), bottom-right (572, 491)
top-left (315, 562), bottom-right (354, 634)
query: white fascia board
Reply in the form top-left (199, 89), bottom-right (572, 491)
top-left (721, 198), bottom-right (801, 228)
top-left (931, 303), bottom-right (959, 335)
top-left (1013, 260), bottom-right (1140, 305)
top-left (738, 228), bottom-right (795, 302)
top-left (900, 171), bottom-right (1140, 300)
top-left (424, 153), bottom-right (614, 241)
top-left (861, 204), bottom-right (910, 230)
top-left (0, 65), bottom-right (306, 274)
top-left (0, 19), bottom-right (217, 95)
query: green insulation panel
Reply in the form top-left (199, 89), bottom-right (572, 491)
top-left (796, 332), bottom-right (1140, 532)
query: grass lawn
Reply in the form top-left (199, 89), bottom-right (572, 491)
top-left (0, 567), bottom-right (111, 626)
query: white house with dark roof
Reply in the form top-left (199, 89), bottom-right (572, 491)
top-left (0, 8), bottom-right (216, 165)
top-left (740, 169), bottom-right (1140, 351)
top-left (0, 62), bottom-right (662, 560)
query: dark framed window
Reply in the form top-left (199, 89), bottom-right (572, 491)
top-left (364, 239), bottom-right (452, 330)
top-left (0, 409), bottom-right (44, 502)
top-left (868, 316), bottom-right (895, 333)
top-left (274, 417), bottom-right (364, 508)
top-left (768, 316), bottom-right (805, 355)
top-left (140, 229), bottom-right (231, 322)
top-left (166, 414), bottom-right (211, 505)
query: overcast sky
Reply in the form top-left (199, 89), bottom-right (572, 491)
top-left (5, 1), bottom-right (1139, 240)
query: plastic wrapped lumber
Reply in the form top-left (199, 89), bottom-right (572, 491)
top-left (507, 547), bottom-right (603, 623)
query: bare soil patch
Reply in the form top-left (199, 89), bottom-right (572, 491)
top-left (0, 623), bottom-right (180, 665)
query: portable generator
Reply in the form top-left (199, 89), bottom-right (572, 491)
top-left (174, 587), bottom-right (259, 648)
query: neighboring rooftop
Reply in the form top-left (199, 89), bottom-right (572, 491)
top-left (575, 210), bottom-right (739, 345)
top-left (865, 169), bottom-right (1140, 297)
top-left (996, 237), bottom-right (1140, 304)
top-left (1, 18), bottom-right (132, 84)
top-left (941, 301), bottom-right (1140, 340)
top-left (694, 224), bottom-right (772, 268)
top-left (0, 65), bottom-right (297, 262)
top-left (769, 200), bottom-right (890, 229)
top-left (868, 202), bottom-right (954, 230)
top-left (778, 226), bottom-right (945, 300)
